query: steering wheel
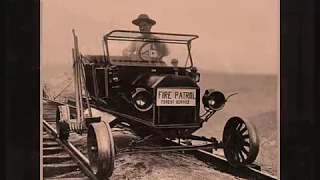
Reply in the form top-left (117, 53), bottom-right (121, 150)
top-left (137, 41), bottom-right (164, 62)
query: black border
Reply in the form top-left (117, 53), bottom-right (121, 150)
top-left (280, 0), bottom-right (316, 179)
top-left (5, 0), bottom-right (40, 179)
top-left (4, 0), bottom-right (317, 179)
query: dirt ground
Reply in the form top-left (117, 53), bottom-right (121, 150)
top-left (69, 129), bottom-right (248, 180)
top-left (45, 71), bottom-right (278, 179)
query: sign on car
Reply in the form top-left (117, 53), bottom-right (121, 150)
top-left (156, 88), bottom-right (196, 106)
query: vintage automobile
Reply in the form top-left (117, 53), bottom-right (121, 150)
top-left (56, 29), bottom-right (260, 179)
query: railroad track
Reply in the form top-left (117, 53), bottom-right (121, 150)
top-left (42, 102), bottom-right (98, 180)
top-left (42, 98), bottom-right (277, 180)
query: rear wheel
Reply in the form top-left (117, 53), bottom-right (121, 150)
top-left (87, 121), bottom-right (115, 179)
top-left (222, 116), bottom-right (259, 167)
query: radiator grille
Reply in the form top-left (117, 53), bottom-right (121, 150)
top-left (156, 106), bottom-right (197, 125)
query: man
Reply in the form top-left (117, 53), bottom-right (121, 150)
top-left (122, 14), bottom-right (170, 61)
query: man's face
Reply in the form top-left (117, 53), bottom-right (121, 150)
top-left (138, 21), bottom-right (152, 34)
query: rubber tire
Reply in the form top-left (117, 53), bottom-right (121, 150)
top-left (222, 116), bottom-right (260, 167)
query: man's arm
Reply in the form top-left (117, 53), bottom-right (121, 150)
top-left (161, 43), bottom-right (170, 56)
top-left (155, 42), bottom-right (170, 57)
top-left (122, 41), bottom-right (136, 57)
top-left (152, 35), bottom-right (170, 57)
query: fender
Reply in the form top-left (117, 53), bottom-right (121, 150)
top-left (84, 107), bottom-right (117, 125)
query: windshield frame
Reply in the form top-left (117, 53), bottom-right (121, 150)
top-left (102, 30), bottom-right (199, 68)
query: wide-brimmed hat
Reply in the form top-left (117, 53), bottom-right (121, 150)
top-left (132, 14), bottom-right (156, 26)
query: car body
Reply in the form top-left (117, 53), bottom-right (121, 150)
top-left (81, 30), bottom-right (224, 139)
top-left (56, 29), bottom-right (260, 178)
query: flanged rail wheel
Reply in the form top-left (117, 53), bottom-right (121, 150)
top-left (87, 121), bottom-right (115, 179)
top-left (55, 107), bottom-right (71, 140)
top-left (222, 116), bottom-right (259, 167)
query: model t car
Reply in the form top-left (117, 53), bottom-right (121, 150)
top-left (56, 29), bottom-right (260, 179)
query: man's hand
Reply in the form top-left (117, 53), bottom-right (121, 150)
top-left (127, 53), bottom-right (139, 60)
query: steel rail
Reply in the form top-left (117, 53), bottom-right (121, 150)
top-left (42, 119), bottom-right (98, 180)
top-left (43, 98), bottom-right (277, 180)
top-left (167, 140), bottom-right (278, 180)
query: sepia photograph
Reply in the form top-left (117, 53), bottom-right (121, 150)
top-left (41, 0), bottom-right (279, 179)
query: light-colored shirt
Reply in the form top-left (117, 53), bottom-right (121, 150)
top-left (122, 35), bottom-right (170, 60)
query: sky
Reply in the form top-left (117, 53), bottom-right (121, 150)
top-left (41, 0), bottom-right (279, 79)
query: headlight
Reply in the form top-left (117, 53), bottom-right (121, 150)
top-left (192, 73), bottom-right (200, 82)
top-left (202, 89), bottom-right (226, 111)
top-left (132, 88), bottom-right (153, 112)
top-left (112, 76), bottom-right (120, 82)
top-left (111, 72), bottom-right (120, 82)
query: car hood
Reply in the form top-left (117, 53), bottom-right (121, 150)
top-left (133, 74), bottom-right (199, 89)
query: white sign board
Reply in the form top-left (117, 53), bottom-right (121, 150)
top-left (156, 88), bottom-right (196, 106)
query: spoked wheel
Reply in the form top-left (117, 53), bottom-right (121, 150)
top-left (222, 116), bottom-right (259, 167)
top-left (87, 121), bottom-right (115, 179)
top-left (55, 107), bottom-right (71, 140)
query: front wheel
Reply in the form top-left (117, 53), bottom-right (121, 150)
top-left (87, 121), bottom-right (115, 179)
top-left (222, 116), bottom-right (260, 167)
